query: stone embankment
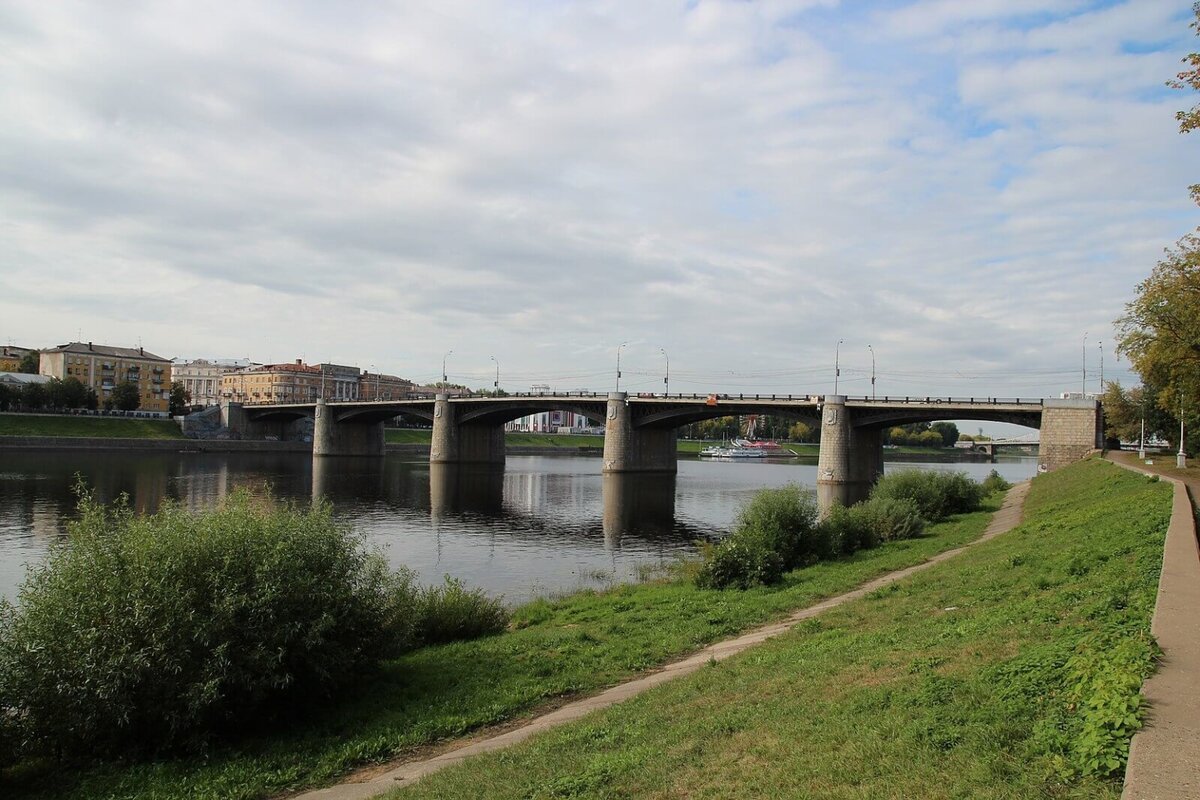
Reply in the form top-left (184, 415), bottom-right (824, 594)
top-left (0, 436), bottom-right (310, 452)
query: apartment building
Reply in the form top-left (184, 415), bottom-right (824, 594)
top-left (221, 360), bottom-right (322, 404)
top-left (173, 358), bottom-right (257, 407)
top-left (0, 345), bottom-right (35, 372)
top-left (359, 371), bottom-right (415, 401)
top-left (39, 341), bottom-right (172, 412)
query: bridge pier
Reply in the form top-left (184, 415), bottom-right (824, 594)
top-left (313, 400), bottom-right (385, 457)
top-left (430, 394), bottom-right (505, 465)
top-left (602, 392), bottom-right (678, 473)
top-left (816, 395), bottom-right (883, 516)
top-left (220, 401), bottom-right (302, 440)
top-left (1039, 398), bottom-right (1102, 470)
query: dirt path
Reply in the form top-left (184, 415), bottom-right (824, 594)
top-left (294, 482), bottom-right (1030, 800)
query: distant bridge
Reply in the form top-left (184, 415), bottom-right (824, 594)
top-left (223, 392), bottom-right (1100, 513)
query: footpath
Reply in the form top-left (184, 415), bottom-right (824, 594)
top-left (295, 482), bottom-right (1030, 800)
top-left (1107, 452), bottom-right (1200, 800)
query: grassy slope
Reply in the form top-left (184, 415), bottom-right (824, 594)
top-left (392, 459), bottom-right (1171, 799)
top-left (0, 415), bottom-right (184, 439)
top-left (7, 499), bottom-right (1005, 799)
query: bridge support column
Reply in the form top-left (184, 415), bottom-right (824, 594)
top-left (816, 395), bottom-right (882, 516)
top-left (602, 392), bottom-right (677, 473)
top-left (1039, 398), bottom-right (1102, 471)
top-left (430, 394), bottom-right (504, 465)
top-left (219, 401), bottom-right (296, 440)
top-left (313, 400), bottom-right (385, 457)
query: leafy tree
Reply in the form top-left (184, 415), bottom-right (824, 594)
top-left (169, 382), bottom-right (191, 416)
top-left (85, 387), bottom-right (99, 411)
top-left (1169, 2), bottom-right (1200, 203)
top-left (0, 384), bottom-right (14, 411)
top-left (930, 421), bottom-right (959, 448)
top-left (46, 377), bottom-right (89, 409)
top-left (17, 352), bottom-right (38, 374)
top-left (788, 421), bottom-right (814, 442)
top-left (111, 381), bottom-right (141, 411)
top-left (20, 382), bottom-right (47, 410)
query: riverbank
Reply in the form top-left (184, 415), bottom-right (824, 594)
top-left (7, 491), bottom-right (1011, 799)
top-left (386, 459), bottom-right (1171, 799)
top-left (0, 413), bottom-right (184, 439)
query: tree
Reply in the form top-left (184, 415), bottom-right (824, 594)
top-left (1169, 2), bottom-right (1200, 203)
top-left (0, 383), bottom-right (14, 411)
top-left (930, 421), bottom-right (959, 448)
top-left (169, 382), bottom-right (191, 416)
top-left (17, 351), bottom-right (38, 374)
top-left (787, 421), bottom-right (814, 442)
top-left (111, 381), bottom-right (141, 411)
top-left (20, 382), bottom-right (47, 410)
top-left (1116, 234), bottom-right (1200, 447)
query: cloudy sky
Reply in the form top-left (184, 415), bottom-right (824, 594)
top-left (1, 0), bottom-right (1196, 400)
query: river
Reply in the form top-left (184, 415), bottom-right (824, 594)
top-left (0, 451), bottom-right (1037, 605)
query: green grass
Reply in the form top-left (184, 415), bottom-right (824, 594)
top-left (0, 414), bottom-right (184, 439)
top-left (5, 494), bottom-right (1007, 799)
top-left (389, 459), bottom-right (1170, 799)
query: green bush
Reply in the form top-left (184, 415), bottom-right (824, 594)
top-left (981, 469), bottom-right (1012, 495)
top-left (695, 532), bottom-right (785, 590)
top-left (0, 489), bottom-right (410, 759)
top-left (410, 575), bottom-right (510, 646)
top-left (872, 469), bottom-right (984, 521)
top-left (818, 496), bottom-right (925, 554)
top-left (732, 484), bottom-right (823, 567)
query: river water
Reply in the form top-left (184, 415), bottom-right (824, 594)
top-left (0, 452), bottom-right (1037, 605)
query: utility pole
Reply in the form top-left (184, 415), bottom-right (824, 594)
top-left (616, 342), bottom-right (628, 392)
top-left (442, 350), bottom-right (453, 386)
top-left (1082, 331), bottom-right (1087, 397)
top-left (834, 338), bottom-right (844, 395)
top-left (1178, 391), bottom-right (1187, 468)
top-left (868, 344), bottom-right (876, 400)
top-left (1098, 341), bottom-right (1104, 395)
top-left (660, 348), bottom-right (669, 396)
top-left (490, 356), bottom-right (500, 393)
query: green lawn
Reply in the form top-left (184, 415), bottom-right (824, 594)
top-left (6, 494), bottom-right (1007, 798)
top-left (391, 459), bottom-right (1170, 799)
top-left (0, 414), bottom-right (184, 439)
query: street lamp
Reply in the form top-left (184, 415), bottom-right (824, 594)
top-left (1138, 388), bottom-right (1147, 460)
top-left (1098, 341), bottom-right (1104, 395)
top-left (368, 364), bottom-right (375, 401)
top-left (868, 344), bottom-right (876, 400)
top-left (1082, 332), bottom-right (1087, 397)
top-left (615, 342), bottom-right (628, 392)
top-left (1178, 391), bottom-right (1187, 468)
top-left (490, 355), bottom-right (500, 393)
top-left (442, 350), bottom-right (453, 386)
top-left (834, 339), bottom-right (844, 395)
top-left (660, 348), bottom-right (669, 396)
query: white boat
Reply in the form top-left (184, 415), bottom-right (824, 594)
top-left (699, 445), bottom-right (767, 459)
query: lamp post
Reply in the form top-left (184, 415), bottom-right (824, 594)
top-left (868, 344), bottom-right (876, 400)
top-left (1098, 341), bottom-right (1104, 396)
top-left (834, 338), bottom-right (844, 395)
top-left (660, 348), bottom-right (669, 396)
top-left (1082, 331), bottom-right (1087, 397)
top-left (442, 350), bottom-right (453, 387)
top-left (1178, 391), bottom-right (1187, 468)
top-left (1138, 388), bottom-right (1147, 460)
top-left (490, 355), bottom-right (500, 394)
top-left (615, 342), bottom-right (628, 392)
top-left (368, 364), bottom-right (375, 401)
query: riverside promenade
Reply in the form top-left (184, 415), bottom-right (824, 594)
top-left (295, 482), bottom-right (1031, 800)
top-left (1108, 452), bottom-right (1200, 800)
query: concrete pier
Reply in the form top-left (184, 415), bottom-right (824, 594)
top-left (816, 395), bottom-right (881, 514)
top-left (313, 401), bottom-right (385, 457)
top-left (601, 392), bottom-right (677, 473)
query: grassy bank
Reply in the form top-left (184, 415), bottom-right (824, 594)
top-left (5, 494), bottom-right (1007, 799)
top-left (0, 414), bottom-right (184, 439)
top-left (392, 459), bottom-right (1171, 799)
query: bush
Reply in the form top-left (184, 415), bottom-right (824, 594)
top-left (695, 532), bottom-right (785, 590)
top-left (0, 489), bottom-right (410, 759)
top-left (410, 575), bottom-right (510, 646)
top-left (732, 484), bottom-right (823, 567)
top-left (818, 495), bottom-right (925, 555)
top-left (981, 469), bottom-right (1012, 495)
top-left (872, 469), bottom-right (984, 521)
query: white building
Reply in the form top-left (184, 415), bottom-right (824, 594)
top-left (173, 358), bottom-right (257, 407)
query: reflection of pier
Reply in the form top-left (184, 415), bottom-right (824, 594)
top-left (601, 473), bottom-right (677, 548)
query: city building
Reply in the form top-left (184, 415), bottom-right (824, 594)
top-left (39, 341), bottom-right (172, 412)
top-left (0, 345), bottom-right (35, 372)
top-left (173, 358), bottom-right (257, 407)
top-left (318, 363), bottom-right (361, 401)
top-left (359, 371), bottom-right (415, 401)
top-left (220, 360), bottom-right (322, 404)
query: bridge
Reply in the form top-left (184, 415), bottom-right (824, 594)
top-left (222, 392), bottom-right (1101, 512)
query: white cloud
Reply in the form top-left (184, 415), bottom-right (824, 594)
top-left (0, 0), bottom-right (1194, 396)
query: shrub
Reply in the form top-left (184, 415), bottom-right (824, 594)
top-left (818, 496), bottom-right (925, 554)
top-left (732, 484), bottom-right (823, 567)
top-left (981, 469), bottom-right (1012, 495)
top-left (818, 502), bottom-right (876, 556)
top-left (411, 576), bottom-right (510, 646)
top-left (694, 532), bottom-right (785, 590)
top-left (872, 469), bottom-right (983, 521)
top-left (0, 489), bottom-right (410, 759)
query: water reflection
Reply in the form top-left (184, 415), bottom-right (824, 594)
top-left (0, 451), bottom-right (1039, 604)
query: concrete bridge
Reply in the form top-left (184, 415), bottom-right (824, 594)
top-left (223, 392), bottom-right (1101, 511)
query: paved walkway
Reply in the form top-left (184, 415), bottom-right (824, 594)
top-left (294, 482), bottom-right (1030, 800)
top-left (1108, 453), bottom-right (1200, 800)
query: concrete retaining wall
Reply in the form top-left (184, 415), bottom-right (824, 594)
top-left (0, 436), bottom-right (311, 452)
